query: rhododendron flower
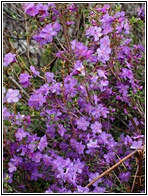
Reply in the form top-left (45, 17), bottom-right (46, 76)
top-left (39, 24), bottom-right (57, 42)
top-left (28, 92), bottom-right (46, 109)
top-left (97, 45), bottom-right (111, 63)
top-left (130, 140), bottom-right (143, 150)
top-left (89, 172), bottom-right (102, 187)
top-left (3, 52), bottom-right (16, 67)
top-left (20, 73), bottom-right (32, 88)
top-left (100, 35), bottom-right (110, 47)
top-left (99, 80), bottom-right (109, 91)
top-left (30, 66), bottom-right (40, 77)
top-left (87, 139), bottom-right (99, 149)
top-left (45, 72), bottom-right (54, 83)
top-left (36, 3), bottom-right (49, 19)
top-left (33, 22), bottom-right (61, 46)
top-left (119, 172), bottom-right (131, 182)
top-left (15, 128), bottom-right (27, 141)
top-left (74, 61), bottom-right (85, 76)
top-left (76, 117), bottom-right (89, 131)
top-left (6, 89), bottom-right (21, 103)
top-left (32, 151), bottom-right (42, 163)
top-left (24, 3), bottom-right (38, 16)
top-left (8, 162), bottom-right (17, 173)
top-left (38, 135), bottom-right (48, 151)
top-left (75, 186), bottom-right (89, 193)
top-left (86, 26), bottom-right (102, 41)
top-left (91, 121), bottom-right (102, 134)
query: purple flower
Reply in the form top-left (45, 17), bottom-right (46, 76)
top-left (97, 69), bottom-right (107, 79)
top-left (76, 117), bottom-right (89, 131)
top-left (89, 172), bottom-right (102, 187)
top-left (97, 45), bottom-right (111, 63)
top-left (86, 26), bottom-right (102, 41)
top-left (38, 83), bottom-right (50, 96)
top-left (28, 143), bottom-right (36, 153)
top-left (10, 156), bottom-right (22, 167)
top-left (68, 3), bottom-right (78, 12)
top-left (91, 121), bottom-right (102, 134)
top-left (31, 168), bottom-right (43, 180)
top-left (45, 188), bottom-right (53, 193)
top-left (74, 61), bottom-right (85, 76)
top-left (42, 154), bottom-right (52, 166)
top-left (92, 187), bottom-right (106, 193)
top-left (104, 152), bottom-right (115, 163)
top-left (99, 80), bottom-right (109, 91)
top-left (38, 135), bottom-right (48, 151)
top-left (30, 66), bottom-right (40, 77)
top-left (8, 162), bottom-right (17, 173)
top-left (3, 52), bottom-right (16, 67)
top-left (120, 68), bottom-right (133, 80)
top-left (100, 13), bottom-right (113, 24)
top-left (131, 141), bottom-right (143, 150)
top-left (87, 139), bottom-right (99, 149)
top-left (15, 128), bottom-right (27, 141)
top-left (57, 124), bottom-right (67, 137)
top-left (24, 3), bottom-right (38, 16)
top-left (49, 82), bottom-right (61, 95)
top-left (19, 73), bottom-right (32, 88)
top-left (39, 24), bottom-right (57, 42)
top-left (6, 89), bottom-right (21, 103)
top-left (28, 92), bottom-right (46, 110)
top-left (102, 24), bottom-right (113, 35)
top-left (52, 22), bottom-right (61, 31)
top-left (92, 104), bottom-right (109, 119)
top-left (119, 171), bottom-right (131, 182)
top-left (32, 151), bottom-right (42, 163)
top-left (36, 3), bottom-right (49, 19)
top-left (70, 138), bottom-right (85, 154)
top-left (33, 34), bottom-right (47, 47)
top-left (118, 83), bottom-right (129, 96)
top-left (33, 22), bottom-right (61, 46)
top-left (70, 39), bottom-right (94, 61)
top-left (45, 72), bottom-right (54, 83)
top-left (100, 35), bottom-right (110, 47)
top-left (76, 186), bottom-right (89, 193)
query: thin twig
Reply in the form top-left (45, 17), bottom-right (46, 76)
top-left (131, 158), bottom-right (139, 192)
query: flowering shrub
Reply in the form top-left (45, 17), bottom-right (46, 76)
top-left (3, 3), bottom-right (145, 193)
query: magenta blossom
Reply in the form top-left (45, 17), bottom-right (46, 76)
top-left (6, 89), bottom-right (21, 103)
top-left (38, 135), bottom-right (48, 152)
top-left (24, 3), bottom-right (38, 16)
top-left (97, 45), bottom-right (111, 63)
top-left (91, 121), bottom-right (102, 134)
top-left (76, 117), bottom-right (89, 131)
top-left (28, 92), bottom-right (46, 110)
top-left (30, 66), bottom-right (40, 77)
top-left (74, 61), bottom-right (85, 76)
top-left (19, 73), bottom-right (32, 88)
top-left (3, 52), bottom-right (16, 67)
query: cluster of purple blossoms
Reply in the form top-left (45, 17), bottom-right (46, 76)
top-left (76, 117), bottom-right (90, 131)
top-left (71, 39), bottom-right (97, 62)
top-left (97, 35), bottom-right (111, 63)
top-left (28, 92), bottom-right (46, 110)
top-left (86, 26), bottom-right (102, 41)
top-left (3, 3), bottom-right (145, 194)
top-left (23, 3), bottom-right (49, 20)
top-left (33, 22), bottom-right (61, 47)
